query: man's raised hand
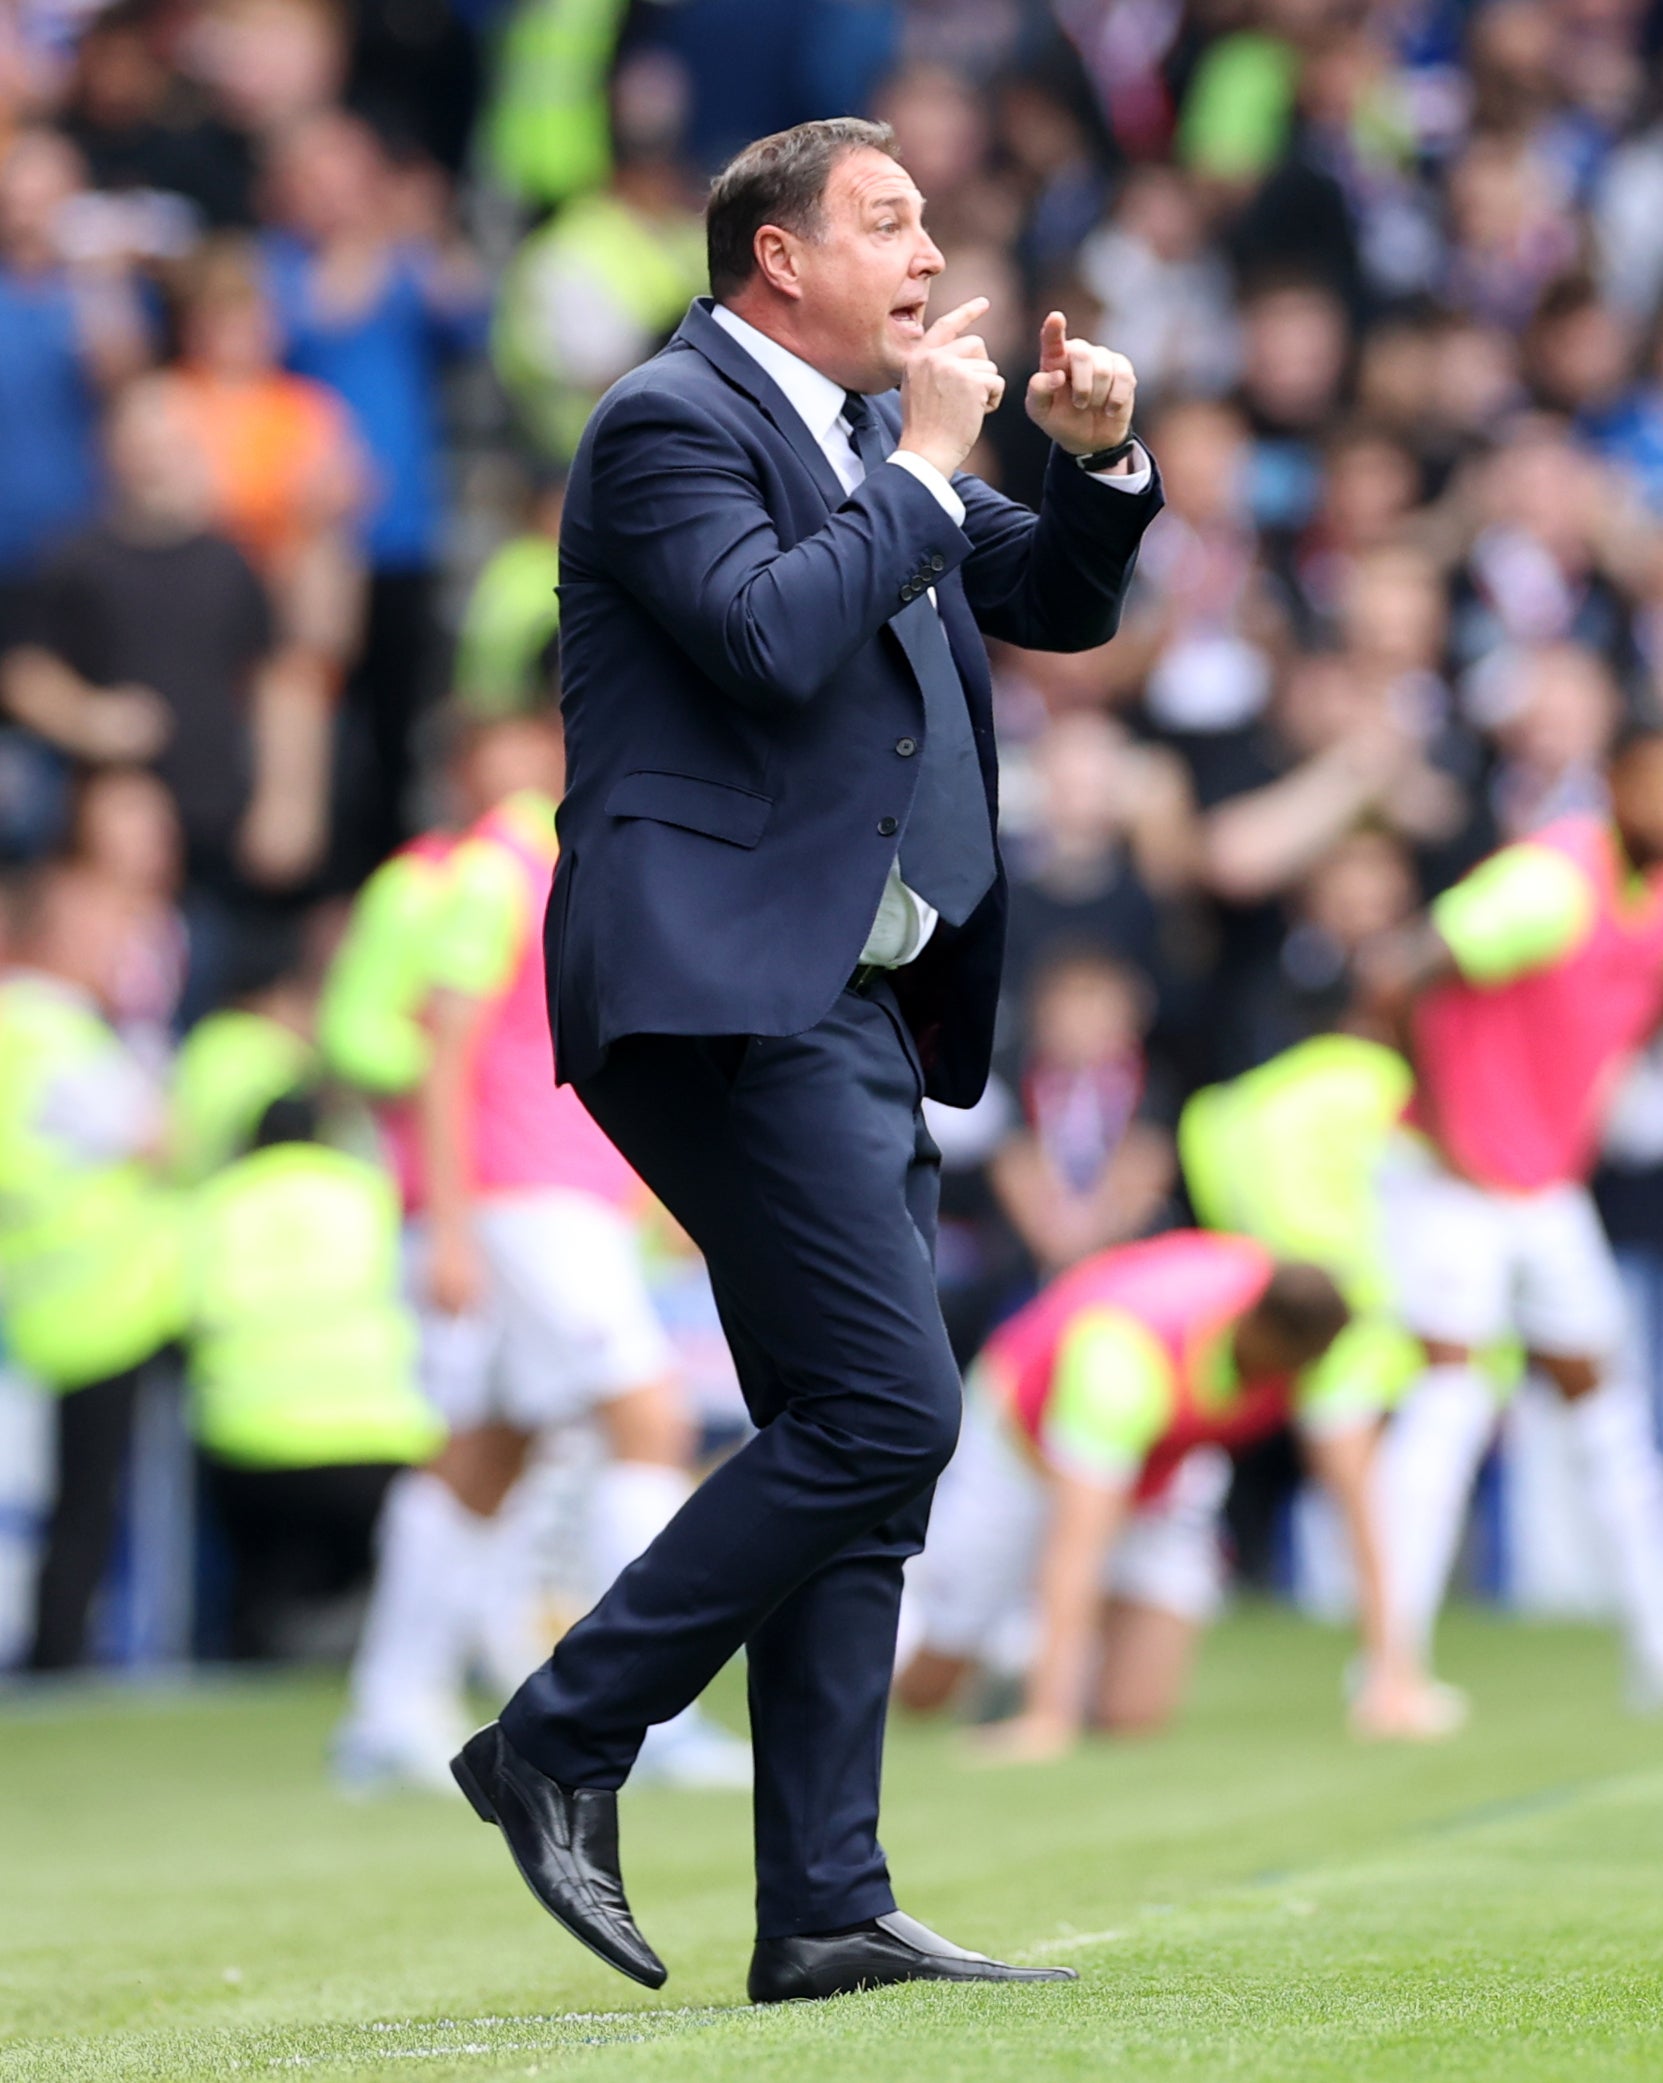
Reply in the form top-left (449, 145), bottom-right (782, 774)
top-left (896, 295), bottom-right (1005, 481)
top-left (1026, 311), bottom-right (1136, 459)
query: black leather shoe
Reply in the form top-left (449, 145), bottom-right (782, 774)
top-left (451, 1722), bottom-right (667, 1989)
top-left (747, 1911), bottom-right (1078, 2003)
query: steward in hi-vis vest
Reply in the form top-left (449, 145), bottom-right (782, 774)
top-left (1, 863), bottom-right (186, 1671)
top-left (186, 1090), bottom-right (442, 1660)
top-left (901, 1230), bottom-right (1460, 1751)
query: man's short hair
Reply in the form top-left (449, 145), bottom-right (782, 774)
top-left (706, 117), bottom-right (899, 301)
top-left (1254, 1262), bottom-right (1351, 1364)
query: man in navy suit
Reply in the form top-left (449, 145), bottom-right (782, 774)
top-left (453, 116), bottom-right (1163, 2003)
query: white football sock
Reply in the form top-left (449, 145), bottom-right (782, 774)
top-left (1378, 1363), bottom-right (1498, 1661)
top-left (1566, 1374), bottom-right (1663, 1689)
top-left (471, 1479), bottom-right (553, 1702)
top-left (589, 1460), bottom-right (693, 1599)
top-left (346, 1469), bottom-right (487, 1745)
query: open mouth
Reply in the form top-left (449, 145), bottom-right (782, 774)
top-left (889, 303), bottom-right (927, 340)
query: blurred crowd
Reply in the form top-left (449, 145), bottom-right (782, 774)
top-left (6, 0), bottom-right (1663, 1728)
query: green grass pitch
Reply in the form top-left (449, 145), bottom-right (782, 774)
top-left (5, 1608), bottom-right (1663, 2082)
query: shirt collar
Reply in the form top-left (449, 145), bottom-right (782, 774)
top-left (710, 302), bottom-right (851, 450)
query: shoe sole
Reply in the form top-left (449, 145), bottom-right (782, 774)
top-left (450, 1746), bottom-right (668, 1991)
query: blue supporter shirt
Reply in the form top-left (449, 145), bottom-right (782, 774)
top-left (0, 268), bottom-right (101, 580)
top-left (261, 235), bottom-right (488, 572)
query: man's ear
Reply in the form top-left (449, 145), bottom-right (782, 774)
top-left (753, 224), bottom-right (803, 300)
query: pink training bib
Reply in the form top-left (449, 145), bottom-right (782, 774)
top-left (1412, 815), bottom-right (1663, 1192)
top-left (986, 1231), bottom-right (1287, 1501)
top-left (462, 798), bottom-right (643, 1207)
top-left (376, 828), bottom-right (456, 1216)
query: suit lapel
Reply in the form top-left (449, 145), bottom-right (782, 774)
top-left (673, 298), bottom-right (848, 512)
top-left (673, 302), bottom-right (993, 780)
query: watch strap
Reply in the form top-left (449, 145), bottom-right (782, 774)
top-left (1073, 435), bottom-right (1140, 473)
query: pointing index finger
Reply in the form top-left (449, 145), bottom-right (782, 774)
top-left (922, 296), bottom-right (990, 347)
top-left (1039, 310), bottom-right (1068, 370)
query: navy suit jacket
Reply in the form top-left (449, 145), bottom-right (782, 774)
top-left (548, 297), bottom-right (1163, 1107)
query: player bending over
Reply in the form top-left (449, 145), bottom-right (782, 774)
top-left (898, 1229), bottom-right (1453, 1760)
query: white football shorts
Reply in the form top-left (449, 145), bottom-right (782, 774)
top-left (1379, 1135), bottom-right (1625, 1360)
top-left (410, 1190), bottom-right (674, 1432)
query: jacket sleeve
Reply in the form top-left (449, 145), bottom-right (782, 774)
top-left (954, 444), bottom-right (1164, 652)
top-left (584, 388), bottom-right (973, 712)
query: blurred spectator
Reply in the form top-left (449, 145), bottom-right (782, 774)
top-left (0, 374), bottom-right (326, 1003)
top-left (174, 232), bottom-right (365, 845)
top-left (1194, 647), bottom-right (1470, 1076)
top-left (0, 860), bottom-right (185, 1670)
top-left (0, 126), bottom-right (153, 859)
top-left (493, 77), bottom-right (705, 463)
top-left (1290, 21), bottom-right (1442, 304)
top-left (1234, 277), bottom-right (1351, 543)
top-left (1335, 543), bottom-right (1482, 882)
top-left (181, 0), bottom-right (347, 181)
top-left (1001, 705), bottom-right (1196, 1022)
top-left (994, 67), bottom-right (1112, 283)
top-left (1176, 1), bottom-right (1305, 189)
top-left (66, 763), bottom-right (188, 1044)
top-left (0, 126), bottom-right (147, 642)
top-left (481, 0), bottom-right (630, 210)
top-left (1442, 129), bottom-right (1579, 328)
top-left (1475, 639), bottom-right (1621, 839)
top-left (262, 108), bottom-right (489, 870)
top-left (1200, 648), bottom-right (1467, 910)
top-left (1077, 166), bottom-right (1240, 408)
top-left (1285, 425), bottom-right (1423, 632)
top-left (875, 61), bottom-right (1018, 254)
top-left (185, 1086), bottom-right (442, 1661)
top-left (1447, 416), bottom-right (1652, 689)
top-left (454, 475), bottom-right (563, 718)
top-left (988, 947), bottom-right (1175, 1278)
top-left (1595, 97), bottom-right (1663, 323)
top-left (620, 0), bottom-right (900, 177)
top-left (1426, 313), bottom-right (1528, 463)
top-left (1526, 273), bottom-right (1663, 514)
top-left (1235, 824), bottom-right (1420, 1060)
top-left (60, 0), bottom-right (255, 233)
top-left (1116, 396), bottom-right (1284, 745)
top-left (347, 0), bottom-right (483, 176)
top-left (175, 236), bottom-right (364, 618)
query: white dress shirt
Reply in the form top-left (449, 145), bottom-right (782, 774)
top-left (709, 301), bottom-right (1151, 969)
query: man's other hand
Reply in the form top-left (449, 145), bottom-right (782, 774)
top-left (1025, 312), bottom-right (1136, 459)
top-left (897, 296), bottom-right (1005, 480)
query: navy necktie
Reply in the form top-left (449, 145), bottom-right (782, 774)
top-left (842, 391), bottom-right (996, 928)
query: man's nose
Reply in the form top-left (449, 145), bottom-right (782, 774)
top-left (913, 232), bottom-right (945, 277)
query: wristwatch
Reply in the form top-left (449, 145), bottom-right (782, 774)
top-left (1073, 435), bottom-right (1140, 472)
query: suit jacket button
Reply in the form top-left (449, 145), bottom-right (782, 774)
top-left (928, 553), bottom-right (946, 573)
top-left (895, 737), bottom-right (917, 757)
top-left (899, 582), bottom-right (917, 602)
top-left (877, 815), bottom-right (899, 837)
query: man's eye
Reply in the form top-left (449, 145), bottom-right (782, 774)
top-left (876, 220), bottom-right (899, 234)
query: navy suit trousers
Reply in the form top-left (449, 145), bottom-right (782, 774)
top-left (499, 981), bottom-right (963, 1938)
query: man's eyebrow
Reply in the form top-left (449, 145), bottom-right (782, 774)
top-left (862, 190), bottom-right (920, 214)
